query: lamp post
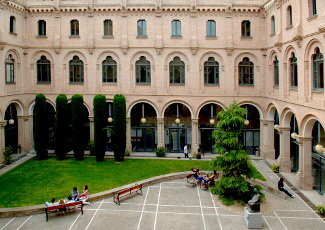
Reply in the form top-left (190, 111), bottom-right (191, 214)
top-left (107, 103), bottom-right (113, 123)
top-left (175, 104), bottom-right (180, 124)
top-left (141, 103), bottom-right (146, 124)
top-left (315, 122), bottom-right (324, 152)
top-left (210, 104), bottom-right (215, 125)
top-left (8, 104), bottom-right (14, 125)
top-left (244, 105), bottom-right (249, 125)
top-left (291, 114), bottom-right (298, 139)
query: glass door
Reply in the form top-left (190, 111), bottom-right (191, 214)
top-left (242, 129), bottom-right (260, 155)
top-left (169, 128), bottom-right (187, 153)
top-left (200, 129), bottom-right (217, 154)
top-left (132, 127), bottom-right (155, 152)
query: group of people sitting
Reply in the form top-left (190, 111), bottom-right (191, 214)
top-left (190, 167), bottom-right (219, 188)
top-left (45, 185), bottom-right (90, 207)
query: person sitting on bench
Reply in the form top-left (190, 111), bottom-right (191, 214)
top-left (190, 167), bottom-right (199, 178)
top-left (71, 187), bottom-right (80, 201)
top-left (79, 185), bottom-right (90, 206)
top-left (45, 198), bottom-right (58, 207)
top-left (65, 196), bottom-right (74, 204)
top-left (197, 173), bottom-right (208, 186)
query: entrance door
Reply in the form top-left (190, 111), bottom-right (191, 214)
top-left (169, 128), bottom-right (187, 153)
top-left (132, 127), bottom-right (155, 152)
top-left (200, 129), bottom-right (216, 154)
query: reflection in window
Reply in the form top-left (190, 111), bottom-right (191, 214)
top-left (70, 20), bottom-right (79, 36)
top-left (137, 20), bottom-right (147, 37)
top-left (69, 56), bottom-right (84, 83)
top-left (5, 54), bottom-right (14, 83)
top-left (136, 56), bottom-right (150, 84)
top-left (172, 20), bottom-right (181, 37)
top-left (242, 20), bottom-right (251, 37)
top-left (206, 20), bottom-right (216, 37)
top-left (239, 57), bottom-right (254, 85)
top-left (170, 57), bottom-right (185, 85)
top-left (37, 55), bottom-right (51, 83)
top-left (204, 57), bottom-right (219, 85)
top-left (290, 53), bottom-right (298, 88)
top-left (313, 48), bottom-right (324, 91)
top-left (104, 20), bottom-right (113, 36)
top-left (102, 56), bottom-right (117, 83)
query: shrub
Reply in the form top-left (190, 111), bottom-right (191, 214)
top-left (88, 139), bottom-right (95, 156)
top-left (3, 146), bottom-right (13, 165)
top-left (317, 205), bottom-right (325, 215)
top-left (192, 152), bottom-right (197, 158)
top-left (156, 147), bottom-right (166, 157)
top-left (34, 94), bottom-right (48, 160)
top-left (71, 94), bottom-right (85, 161)
top-left (55, 94), bottom-right (69, 160)
top-left (125, 149), bottom-right (130, 156)
top-left (93, 94), bottom-right (107, 161)
top-left (113, 94), bottom-right (126, 162)
top-left (271, 164), bottom-right (280, 173)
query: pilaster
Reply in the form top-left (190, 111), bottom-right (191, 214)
top-left (157, 117), bottom-right (164, 149)
top-left (126, 116), bottom-right (132, 152)
top-left (260, 119), bottom-right (275, 159)
top-left (89, 116), bottom-right (94, 140)
top-left (278, 127), bottom-right (291, 173)
top-left (191, 118), bottom-right (198, 155)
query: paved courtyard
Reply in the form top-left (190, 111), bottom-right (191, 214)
top-left (0, 178), bottom-right (324, 230)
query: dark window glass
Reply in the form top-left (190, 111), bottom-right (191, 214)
top-left (69, 56), bottom-right (84, 83)
top-left (104, 20), bottom-right (113, 36)
top-left (313, 48), bottom-right (324, 90)
top-left (37, 55), bottom-right (51, 83)
top-left (5, 54), bottom-right (14, 83)
top-left (239, 57), bottom-right (254, 85)
top-left (242, 20), bottom-right (251, 37)
top-left (137, 20), bottom-right (147, 36)
top-left (102, 56), bottom-right (117, 83)
top-left (70, 20), bottom-right (79, 36)
top-left (170, 57), bottom-right (185, 85)
top-left (290, 53), bottom-right (298, 88)
top-left (38, 20), bottom-right (46, 36)
top-left (204, 57), bottom-right (219, 85)
top-left (136, 56), bottom-right (150, 84)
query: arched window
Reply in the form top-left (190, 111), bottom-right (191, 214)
top-left (10, 16), bottom-right (16, 33)
top-left (287, 6), bottom-right (293, 27)
top-left (271, 16), bottom-right (275, 34)
top-left (206, 20), bottom-right (216, 37)
top-left (239, 57), bottom-right (254, 85)
top-left (102, 56), bottom-right (117, 83)
top-left (70, 20), bottom-right (79, 36)
top-left (290, 53), bottom-right (298, 88)
top-left (274, 57), bottom-right (279, 87)
top-left (38, 20), bottom-right (46, 36)
top-left (313, 48), bottom-right (324, 91)
top-left (136, 56), bottom-right (150, 84)
top-left (242, 21), bottom-right (251, 37)
top-left (37, 55), bottom-right (51, 83)
top-left (5, 54), bottom-right (14, 83)
top-left (204, 57), bottom-right (219, 85)
top-left (170, 57), bottom-right (185, 85)
top-left (104, 19), bottom-right (113, 36)
top-left (172, 20), bottom-right (181, 37)
top-left (137, 20), bottom-right (147, 37)
top-left (69, 56), bottom-right (84, 83)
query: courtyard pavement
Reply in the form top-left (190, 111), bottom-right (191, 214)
top-left (0, 177), bottom-right (324, 230)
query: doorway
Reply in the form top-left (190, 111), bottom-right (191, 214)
top-left (169, 128), bottom-right (187, 153)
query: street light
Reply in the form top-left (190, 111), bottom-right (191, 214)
top-left (141, 103), bottom-right (146, 124)
top-left (107, 103), bottom-right (113, 123)
top-left (175, 104), bottom-right (180, 124)
top-left (291, 114), bottom-right (298, 140)
top-left (244, 106), bottom-right (249, 125)
top-left (210, 104), bottom-right (215, 125)
top-left (316, 122), bottom-right (324, 152)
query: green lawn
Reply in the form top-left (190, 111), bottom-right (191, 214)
top-left (0, 157), bottom-right (265, 208)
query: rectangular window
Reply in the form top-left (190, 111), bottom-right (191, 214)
top-left (271, 16), bottom-right (275, 34)
top-left (274, 61), bottom-right (279, 87)
top-left (70, 20), bottom-right (79, 36)
top-left (206, 20), bottom-right (216, 37)
top-left (137, 20), bottom-right (147, 37)
top-left (309, 0), bottom-right (317, 16)
top-left (10, 16), bottom-right (15, 33)
top-left (172, 20), bottom-right (181, 37)
top-left (314, 60), bottom-right (324, 90)
top-left (242, 21), bottom-right (251, 37)
top-left (287, 6), bottom-right (293, 27)
top-left (38, 20), bottom-right (46, 36)
top-left (104, 20), bottom-right (113, 36)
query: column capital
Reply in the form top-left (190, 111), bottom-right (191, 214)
top-left (260, 119), bottom-right (274, 123)
top-left (0, 121), bottom-right (7, 127)
top-left (191, 118), bottom-right (199, 122)
top-left (157, 117), bottom-right (164, 122)
top-left (88, 116), bottom-right (94, 122)
top-left (278, 126), bottom-right (291, 132)
top-left (296, 136), bottom-right (313, 142)
top-left (17, 115), bottom-right (33, 121)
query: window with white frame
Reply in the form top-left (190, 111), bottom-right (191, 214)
top-left (274, 57), bottom-right (279, 87)
top-left (102, 56), bottom-right (117, 83)
top-left (137, 20), bottom-right (147, 37)
top-left (5, 54), bottom-right (14, 83)
top-left (38, 20), bottom-right (46, 36)
top-left (313, 48), bottom-right (324, 91)
top-left (104, 20), bottom-right (113, 36)
top-left (290, 53), bottom-right (298, 88)
top-left (37, 56), bottom-right (51, 83)
top-left (172, 20), bottom-right (181, 37)
top-left (136, 56), bottom-right (150, 84)
top-left (69, 56), bottom-right (83, 83)
top-left (170, 57), bottom-right (185, 85)
top-left (241, 20), bottom-right (251, 37)
top-left (206, 20), bottom-right (216, 37)
top-left (204, 57), bottom-right (219, 85)
top-left (239, 57), bottom-right (254, 85)
top-left (70, 20), bottom-right (79, 36)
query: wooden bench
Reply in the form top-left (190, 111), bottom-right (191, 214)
top-left (186, 174), bottom-right (198, 187)
top-left (113, 184), bottom-right (143, 205)
top-left (45, 201), bottom-right (83, 222)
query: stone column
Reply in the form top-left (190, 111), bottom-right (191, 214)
top-left (21, 115), bottom-right (33, 152)
top-left (157, 117), bottom-right (164, 149)
top-left (89, 116), bottom-right (94, 140)
top-left (260, 119), bottom-right (276, 159)
top-left (17, 116), bottom-right (25, 153)
top-left (296, 136), bottom-right (313, 190)
top-left (191, 118), bottom-right (199, 155)
top-left (0, 121), bottom-right (6, 163)
top-left (126, 116), bottom-right (132, 152)
top-left (278, 127), bottom-right (291, 173)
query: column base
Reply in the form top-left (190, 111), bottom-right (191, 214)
top-left (296, 171), bottom-right (313, 190)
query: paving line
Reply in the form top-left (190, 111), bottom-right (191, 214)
top-left (263, 216), bottom-right (272, 230)
top-left (274, 209), bottom-right (312, 212)
top-left (0, 217), bottom-right (16, 230)
top-left (153, 182), bottom-right (162, 230)
top-left (16, 215), bottom-right (33, 230)
top-left (196, 185), bottom-right (207, 230)
top-left (137, 187), bottom-right (150, 230)
top-left (210, 192), bottom-right (223, 230)
top-left (273, 211), bottom-right (288, 230)
top-left (85, 199), bottom-right (105, 230)
top-left (68, 212), bottom-right (82, 230)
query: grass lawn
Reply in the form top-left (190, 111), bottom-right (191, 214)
top-left (0, 156), bottom-right (265, 208)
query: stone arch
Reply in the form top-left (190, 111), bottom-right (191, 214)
top-left (234, 52), bottom-right (260, 67)
top-left (4, 100), bottom-right (24, 117)
top-left (237, 101), bottom-right (263, 119)
top-left (164, 51), bottom-right (189, 67)
top-left (63, 50), bottom-right (87, 64)
top-left (127, 99), bottom-right (159, 117)
top-left (4, 48), bottom-right (21, 64)
top-left (31, 50), bottom-right (55, 65)
top-left (281, 107), bottom-right (300, 128)
top-left (130, 51), bottom-right (155, 67)
top-left (268, 49), bottom-right (278, 66)
top-left (162, 100), bottom-right (193, 118)
top-left (28, 99), bottom-right (56, 115)
top-left (96, 50), bottom-right (121, 66)
top-left (301, 114), bottom-right (325, 137)
top-left (304, 38), bottom-right (324, 61)
top-left (283, 45), bottom-right (296, 64)
top-left (266, 103), bottom-right (280, 120)
top-left (195, 100), bottom-right (225, 119)
top-left (199, 51), bottom-right (225, 68)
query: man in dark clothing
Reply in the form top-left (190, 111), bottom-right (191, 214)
top-left (278, 178), bottom-right (294, 198)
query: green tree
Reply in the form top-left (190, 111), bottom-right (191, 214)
top-left (71, 94), bottom-right (85, 161)
top-left (34, 94), bottom-right (48, 160)
top-left (93, 94), bottom-right (107, 161)
top-left (55, 94), bottom-right (69, 160)
top-left (210, 100), bottom-right (255, 203)
top-left (113, 94), bottom-right (126, 162)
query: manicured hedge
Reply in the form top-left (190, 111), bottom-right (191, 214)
top-left (113, 94), bottom-right (126, 162)
top-left (55, 94), bottom-right (69, 160)
top-left (71, 94), bottom-right (85, 160)
top-left (93, 94), bottom-right (107, 161)
top-left (34, 94), bottom-right (48, 160)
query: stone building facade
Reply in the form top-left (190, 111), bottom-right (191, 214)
top-left (0, 0), bottom-right (325, 194)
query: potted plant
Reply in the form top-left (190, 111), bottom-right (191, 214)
top-left (3, 146), bottom-right (13, 165)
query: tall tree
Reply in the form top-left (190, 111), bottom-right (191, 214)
top-left (93, 94), bottom-right (107, 161)
top-left (71, 94), bottom-right (85, 160)
top-left (55, 94), bottom-right (69, 160)
top-left (113, 94), bottom-right (126, 162)
top-left (34, 94), bottom-right (48, 160)
top-left (211, 100), bottom-right (256, 203)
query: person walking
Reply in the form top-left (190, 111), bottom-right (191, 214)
top-left (184, 144), bottom-right (189, 158)
top-left (278, 178), bottom-right (294, 198)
